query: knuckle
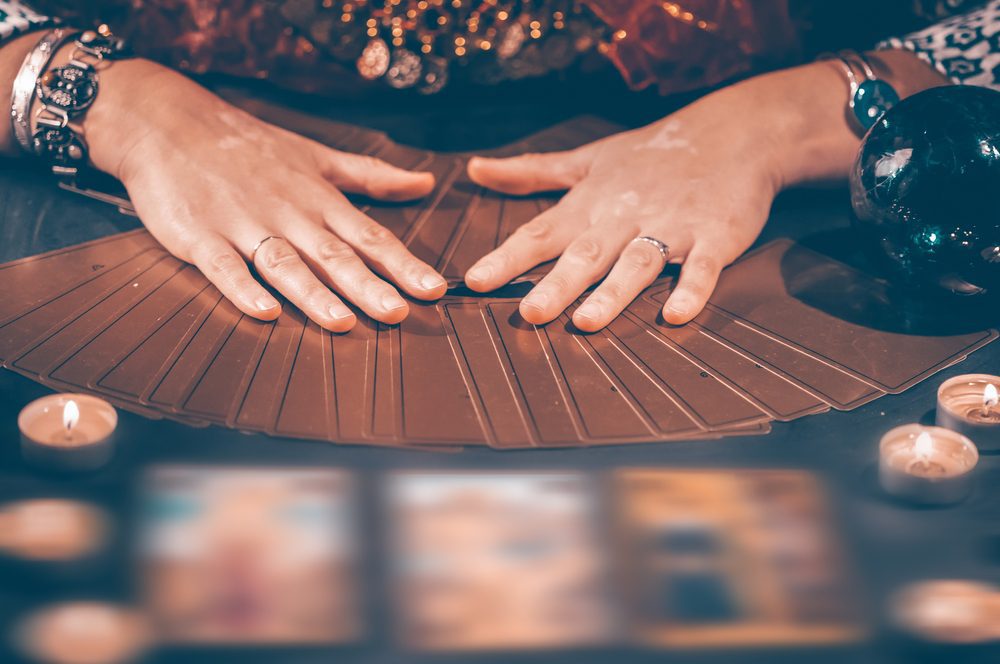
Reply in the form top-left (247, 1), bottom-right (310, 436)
top-left (317, 239), bottom-right (357, 264)
top-left (624, 244), bottom-right (656, 270)
top-left (543, 273), bottom-right (571, 293)
top-left (303, 283), bottom-right (334, 304)
top-left (598, 280), bottom-right (626, 302)
top-left (517, 218), bottom-right (553, 241)
top-left (207, 250), bottom-right (243, 275)
top-left (689, 254), bottom-right (719, 276)
top-left (259, 242), bottom-right (300, 270)
top-left (358, 222), bottom-right (394, 247)
top-left (565, 237), bottom-right (603, 264)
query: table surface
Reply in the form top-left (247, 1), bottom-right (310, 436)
top-left (0, 86), bottom-right (998, 664)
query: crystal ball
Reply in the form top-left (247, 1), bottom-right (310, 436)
top-left (850, 85), bottom-right (1000, 295)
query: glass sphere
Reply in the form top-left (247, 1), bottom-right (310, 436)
top-left (850, 85), bottom-right (1000, 295)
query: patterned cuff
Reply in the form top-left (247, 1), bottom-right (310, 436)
top-left (0, 1), bottom-right (54, 45)
top-left (877, 0), bottom-right (1000, 90)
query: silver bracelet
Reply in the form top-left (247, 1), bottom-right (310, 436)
top-left (10, 28), bottom-right (78, 155)
top-left (818, 49), bottom-right (900, 135)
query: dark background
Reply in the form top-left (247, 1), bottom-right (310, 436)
top-left (1, 65), bottom-right (999, 664)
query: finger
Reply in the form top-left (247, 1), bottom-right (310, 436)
top-left (285, 223), bottom-right (412, 324)
top-left (467, 149), bottom-right (590, 195)
top-left (252, 237), bottom-right (359, 332)
top-left (322, 200), bottom-right (447, 301)
top-left (464, 198), bottom-right (584, 292)
top-left (573, 236), bottom-right (668, 332)
top-left (662, 244), bottom-right (724, 325)
top-left (519, 226), bottom-right (635, 325)
top-left (319, 149), bottom-right (435, 202)
top-left (188, 233), bottom-right (281, 321)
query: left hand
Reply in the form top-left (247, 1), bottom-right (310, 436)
top-left (463, 92), bottom-right (784, 331)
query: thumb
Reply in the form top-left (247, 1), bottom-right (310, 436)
top-left (467, 149), bottom-right (589, 196)
top-left (322, 150), bottom-right (436, 202)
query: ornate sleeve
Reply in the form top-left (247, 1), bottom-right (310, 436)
top-left (0, 1), bottom-right (54, 44)
top-left (878, 0), bottom-right (1000, 90)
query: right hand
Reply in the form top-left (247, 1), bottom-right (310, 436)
top-left (83, 59), bottom-right (446, 332)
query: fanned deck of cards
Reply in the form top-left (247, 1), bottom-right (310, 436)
top-left (1, 115), bottom-right (996, 450)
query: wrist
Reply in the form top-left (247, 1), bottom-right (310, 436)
top-left (732, 50), bottom-right (951, 191)
top-left (76, 56), bottom-right (178, 179)
top-left (739, 61), bottom-right (862, 190)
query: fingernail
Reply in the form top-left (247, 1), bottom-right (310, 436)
top-left (575, 302), bottom-right (601, 321)
top-left (420, 273), bottom-right (446, 291)
top-left (467, 264), bottom-right (493, 284)
top-left (256, 296), bottom-right (279, 311)
top-left (382, 293), bottom-right (407, 311)
top-left (666, 301), bottom-right (691, 317)
top-left (329, 305), bottom-right (355, 321)
top-left (522, 290), bottom-right (549, 311)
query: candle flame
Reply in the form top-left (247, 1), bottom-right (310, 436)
top-left (984, 383), bottom-right (999, 410)
top-left (63, 400), bottom-right (80, 433)
top-left (914, 431), bottom-right (934, 459)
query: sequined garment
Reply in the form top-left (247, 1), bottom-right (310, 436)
top-left (19, 1), bottom-right (994, 95)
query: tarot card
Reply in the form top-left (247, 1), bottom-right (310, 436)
top-left (386, 471), bottom-right (614, 651)
top-left (0, 247), bottom-right (169, 365)
top-left (643, 278), bottom-right (885, 410)
top-left (699, 240), bottom-right (997, 393)
top-left (231, 305), bottom-right (307, 432)
top-left (7, 255), bottom-right (185, 379)
top-left (145, 296), bottom-right (244, 412)
top-left (96, 287), bottom-right (223, 405)
top-left (139, 465), bottom-right (361, 644)
top-left (0, 229), bottom-right (157, 327)
top-left (45, 265), bottom-right (210, 393)
top-left (614, 468), bottom-right (864, 648)
top-left (180, 313), bottom-right (273, 423)
top-left (623, 297), bottom-right (830, 421)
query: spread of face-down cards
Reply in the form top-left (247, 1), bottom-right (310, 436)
top-left (0, 220), bottom-right (996, 449)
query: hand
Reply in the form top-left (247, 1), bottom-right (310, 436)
top-left (84, 61), bottom-right (447, 332)
top-left (464, 88), bottom-right (789, 331)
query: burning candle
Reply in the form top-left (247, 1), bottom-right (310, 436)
top-left (937, 374), bottom-right (1000, 452)
top-left (879, 424), bottom-right (978, 505)
top-left (18, 394), bottom-right (117, 473)
top-left (891, 580), bottom-right (1000, 644)
top-left (14, 602), bottom-right (151, 664)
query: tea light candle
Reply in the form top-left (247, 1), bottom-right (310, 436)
top-left (937, 374), bottom-right (1000, 452)
top-left (14, 602), bottom-right (151, 664)
top-left (879, 424), bottom-right (978, 505)
top-left (19, 394), bottom-right (117, 473)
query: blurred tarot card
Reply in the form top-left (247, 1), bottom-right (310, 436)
top-left (139, 466), bottom-right (361, 644)
top-left (615, 469), bottom-right (864, 648)
top-left (386, 471), bottom-right (615, 651)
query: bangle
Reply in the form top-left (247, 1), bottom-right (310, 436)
top-left (10, 28), bottom-right (79, 155)
top-left (30, 26), bottom-right (129, 181)
top-left (819, 49), bottom-right (900, 135)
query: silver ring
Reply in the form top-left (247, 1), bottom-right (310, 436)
top-left (632, 236), bottom-right (670, 262)
top-left (250, 235), bottom-right (283, 262)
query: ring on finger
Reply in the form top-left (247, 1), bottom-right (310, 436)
top-left (631, 236), bottom-right (670, 263)
top-left (250, 235), bottom-right (283, 263)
